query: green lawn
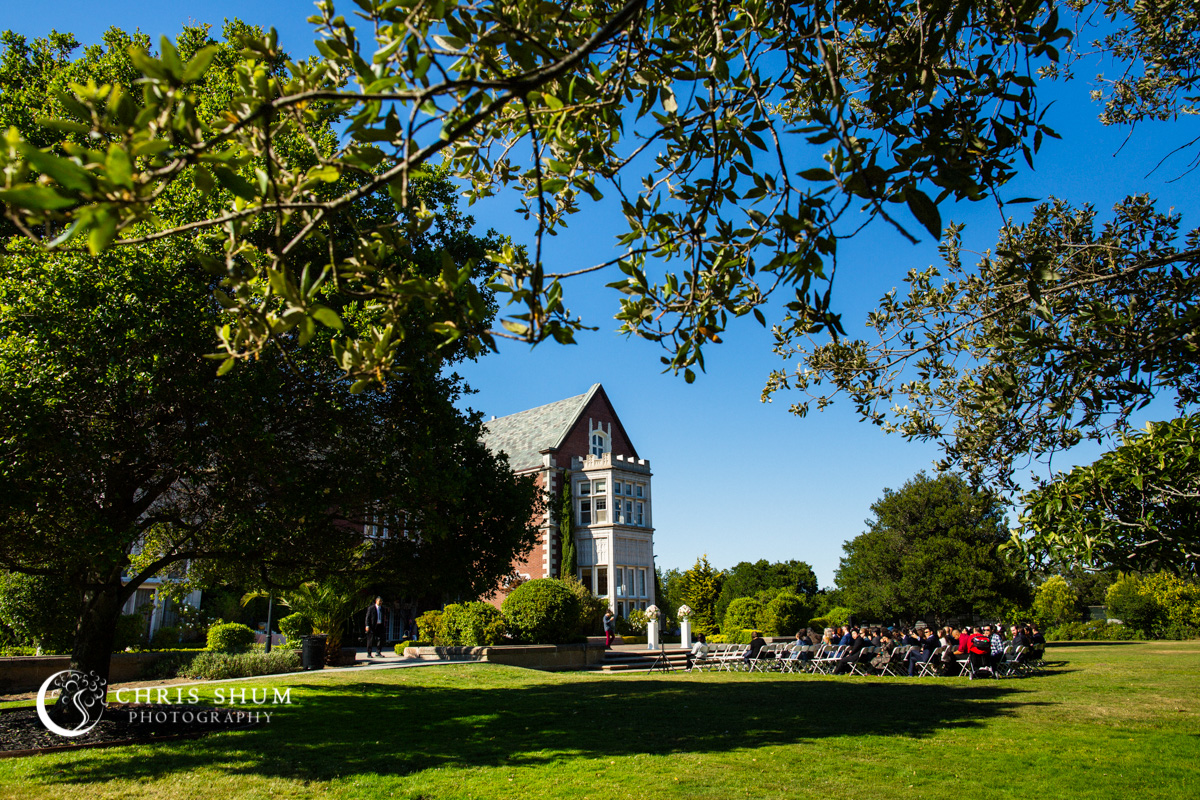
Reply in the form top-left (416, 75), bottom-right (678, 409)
top-left (1, 641), bottom-right (1197, 799)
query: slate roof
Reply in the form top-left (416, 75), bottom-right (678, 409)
top-left (481, 384), bottom-right (600, 472)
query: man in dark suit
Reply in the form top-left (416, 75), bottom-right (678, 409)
top-left (365, 597), bottom-right (387, 658)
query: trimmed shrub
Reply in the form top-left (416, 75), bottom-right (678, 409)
top-left (206, 622), bottom-right (257, 653)
top-left (759, 591), bottom-right (812, 636)
top-left (141, 651), bottom-right (200, 680)
top-left (180, 649), bottom-right (300, 680)
top-left (0, 572), bottom-right (79, 652)
top-left (728, 628), bottom-right (761, 645)
top-left (1032, 576), bottom-right (1080, 629)
top-left (1106, 572), bottom-right (1200, 638)
top-left (1048, 620), bottom-right (1142, 641)
top-left (615, 609), bottom-right (648, 636)
top-left (416, 610), bottom-right (445, 644)
top-left (561, 574), bottom-right (607, 636)
top-left (501, 579), bottom-right (582, 644)
top-left (278, 612), bottom-right (312, 645)
top-left (150, 626), bottom-right (180, 649)
top-left (809, 606), bottom-right (852, 631)
top-left (722, 597), bottom-right (764, 636)
top-left (395, 641), bottom-right (426, 655)
top-left (439, 602), bottom-right (508, 646)
top-left (621, 635), bottom-right (647, 645)
top-left (706, 634), bottom-right (727, 644)
top-left (113, 613), bottom-right (148, 651)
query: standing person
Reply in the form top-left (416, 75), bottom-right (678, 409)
top-left (365, 597), bottom-right (387, 658)
top-left (603, 609), bottom-right (617, 648)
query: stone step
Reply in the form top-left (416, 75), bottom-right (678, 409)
top-left (596, 649), bottom-right (692, 672)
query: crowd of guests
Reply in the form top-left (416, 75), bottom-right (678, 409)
top-left (686, 622), bottom-right (1046, 676)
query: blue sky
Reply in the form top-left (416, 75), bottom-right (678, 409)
top-left (3, 3), bottom-right (1196, 586)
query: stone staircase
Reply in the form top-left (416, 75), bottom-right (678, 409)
top-left (596, 647), bottom-right (691, 672)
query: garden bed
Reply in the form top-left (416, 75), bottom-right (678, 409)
top-left (0, 703), bottom-right (262, 758)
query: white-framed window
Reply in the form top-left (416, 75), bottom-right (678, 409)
top-left (638, 568), bottom-right (647, 597)
top-left (590, 430), bottom-right (610, 457)
top-left (365, 509), bottom-right (388, 539)
top-left (615, 567), bottom-right (625, 597)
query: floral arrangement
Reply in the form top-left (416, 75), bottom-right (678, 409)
top-left (645, 605), bottom-right (661, 621)
top-left (677, 604), bottom-right (692, 619)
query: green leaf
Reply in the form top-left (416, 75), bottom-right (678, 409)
top-left (193, 164), bottom-right (215, 193)
top-left (306, 164), bottom-right (342, 183)
top-left (182, 45), bottom-right (220, 83)
top-left (0, 185), bottom-right (76, 210)
top-left (798, 168), bottom-right (833, 182)
top-left (106, 145), bottom-right (133, 188)
top-left (905, 188), bottom-right (942, 238)
top-left (87, 211), bottom-right (118, 255)
top-left (212, 166), bottom-right (257, 201)
top-left (159, 36), bottom-right (184, 81)
top-left (311, 306), bottom-right (344, 330)
top-left (216, 357), bottom-right (236, 376)
top-left (19, 146), bottom-right (92, 192)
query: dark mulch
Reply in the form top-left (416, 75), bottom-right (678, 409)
top-left (0, 703), bottom-right (262, 757)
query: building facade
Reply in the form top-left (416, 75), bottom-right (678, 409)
top-left (482, 384), bottom-right (656, 617)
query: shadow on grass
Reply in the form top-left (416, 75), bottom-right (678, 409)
top-left (29, 674), bottom-right (1044, 785)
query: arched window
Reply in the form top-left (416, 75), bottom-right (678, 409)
top-left (590, 429), bottom-right (609, 457)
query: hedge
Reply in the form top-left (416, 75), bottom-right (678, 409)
top-left (501, 579), bottom-right (582, 644)
top-left (722, 597), bottom-right (764, 636)
top-left (180, 649), bottom-right (301, 680)
top-left (439, 602), bottom-right (508, 646)
top-left (206, 622), bottom-right (257, 653)
top-left (278, 612), bottom-right (312, 644)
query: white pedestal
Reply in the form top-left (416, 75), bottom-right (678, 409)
top-left (647, 619), bottom-right (659, 650)
top-left (680, 618), bottom-right (692, 647)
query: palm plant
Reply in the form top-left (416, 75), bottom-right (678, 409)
top-left (243, 577), bottom-right (369, 662)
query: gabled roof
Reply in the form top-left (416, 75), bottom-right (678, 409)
top-left (481, 384), bottom-right (601, 472)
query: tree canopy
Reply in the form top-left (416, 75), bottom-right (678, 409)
top-left (0, 25), bottom-right (538, 680)
top-left (1011, 414), bottom-right (1200, 576)
top-left (713, 558), bottom-right (818, 622)
top-left (835, 472), bottom-right (1030, 623)
top-left (762, 5), bottom-right (1199, 489)
top-left (0, 0), bottom-right (1075, 387)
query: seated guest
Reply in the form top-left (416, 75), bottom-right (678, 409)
top-left (744, 631), bottom-right (769, 666)
top-left (957, 627), bottom-right (972, 656)
top-left (1030, 625), bottom-right (1046, 647)
top-left (1011, 624), bottom-right (1031, 650)
top-left (789, 629), bottom-right (814, 662)
top-left (966, 627), bottom-right (993, 677)
top-left (870, 632), bottom-right (896, 672)
top-left (940, 628), bottom-right (964, 673)
top-left (686, 633), bottom-right (709, 671)
top-left (988, 625), bottom-right (1006, 667)
top-left (833, 629), bottom-right (868, 674)
top-left (838, 626), bottom-right (854, 647)
top-left (908, 627), bottom-right (936, 675)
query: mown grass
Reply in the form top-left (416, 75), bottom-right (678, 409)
top-left (1, 641), bottom-right (1197, 799)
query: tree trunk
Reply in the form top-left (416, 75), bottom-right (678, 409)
top-left (69, 579), bottom-right (125, 686)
